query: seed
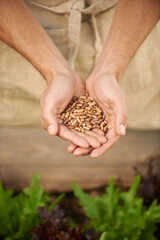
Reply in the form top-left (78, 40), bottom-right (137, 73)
top-left (65, 112), bottom-right (69, 118)
top-left (85, 118), bottom-right (91, 121)
top-left (74, 122), bottom-right (79, 127)
top-left (80, 96), bottom-right (86, 100)
top-left (74, 112), bottom-right (84, 116)
top-left (76, 116), bottom-right (80, 122)
top-left (95, 120), bottom-right (101, 124)
top-left (60, 92), bottom-right (108, 134)
top-left (89, 102), bottom-right (96, 106)
top-left (95, 112), bottom-right (101, 116)
top-left (96, 107), bottom-right (102, 113)
top-left (104, 126), bottom-right (108, 133)
top-left (71, 102), bottom-right (76, 108)
top-left (81, 128), bottom-right (85, 133)
top-left (87, 110), bottom-right (94, 115)
top-left (72, 119), bottom-right (77, 125)
top-left (85, 107), bottom-right (91, 110)
top-left (83, 103), bottom-right (89, 108)
top-left (74, 109), bottom-right (84, 113)
top-left (68, 125), bottom-right (74, 129)
top-left (86, 124), bottom-right (92, 128)
top-left (63, 118), bottom-right (69, 125)
top-left (83, 126), bottom-right (91, 130)
top-left (100, 122), bottom-right (104, 130)
top-left (76, 104), bottom-right (82, 107)
top-left (79, 122), bottom-right (83, 127)
top-left (88, 97), bottom-right (93, 101)
top-left (97, 114), bottom-right (103, 120)
top-left (78, 99), bottom-right (84, 104)
top-left (93, 124), bottom-right (101, 129)
top-left (75, 127), bottom-right (81, 132)
top-left (70, 113), bottom-right (76, 118)
top-left (61, 113), bottom-right (65, 119)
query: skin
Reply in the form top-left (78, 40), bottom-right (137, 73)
top-left (0, 0), bottom-right (106, 149)
top-left (0, 0), bottom-right (160, 157)
top-left (68, 75), bottom-right (128, 157)
top-left (68, 0), bottom-right (160, 157)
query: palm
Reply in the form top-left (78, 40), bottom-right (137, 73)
top-left (40, 72), bottom-right (106, 150)
top-left (68, 74), bottom-right (128, 158)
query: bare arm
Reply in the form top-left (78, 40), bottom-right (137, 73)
top-left (0, 0), bottom-right (71, 83)
top-left (74, 0), bottom-right (160, 157)
top-left (94, 0), bottom-right (160, 81)
top-left (0, 0), bottom-right (106, 151)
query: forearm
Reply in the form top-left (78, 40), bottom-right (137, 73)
top-left (0, 0), bottom-right (71, 83)
top-left (95, 0), bottom-right (160, 81)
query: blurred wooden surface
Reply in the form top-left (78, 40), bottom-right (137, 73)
top-left (0, 128), bottom-right (160, 192)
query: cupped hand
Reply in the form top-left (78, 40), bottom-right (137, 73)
top-left (40, 69), bottom-right (106, 149)
top-left (68, 73), bottom-right (128, 158)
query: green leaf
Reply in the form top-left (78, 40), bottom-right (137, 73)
top-left (72, 175), bottom-right (160, 240)
top-left (0, 174), bottom-right (63, 240)
top-left (72, 183), bottom-right (101, 223)
top-left (100, 232), bottom-right (107, 240)
top-left (48, 193), bottom-right (65, 211)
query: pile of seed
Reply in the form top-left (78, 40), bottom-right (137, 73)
top-left (60, 92), bottom-right (108, 133)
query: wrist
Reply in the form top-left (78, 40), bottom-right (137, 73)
top-left (93, 54), bottom-right (129, 83)
top-left (42, 61), bottom-right (74, 85)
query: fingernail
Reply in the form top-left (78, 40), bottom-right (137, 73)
top-left (120, 124), bottom-right (126, 135)
top-left (48, 124), bottom-right (54, 135)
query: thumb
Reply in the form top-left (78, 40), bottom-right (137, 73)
top-left (116, 103), bottom-right (128, 136)
top-left (47, 117), bottom-right (58, 136)
top-left (41, 101), bottom-right (58, 136)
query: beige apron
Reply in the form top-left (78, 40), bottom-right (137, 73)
top-left (0, 0), bottom-right (160, 129)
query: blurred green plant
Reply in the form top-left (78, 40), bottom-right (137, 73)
top-left (0, 174), bottom-right (64, 240)
top-left (1, 174), bottom-right (160, 240)
top-left (72, 175), bottom-right (160, 240)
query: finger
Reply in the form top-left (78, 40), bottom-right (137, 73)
top-left (41, 98), bottom-right (58, 136)
top-left (73, 146), bottom-right (93, 157)
top-left (68, 143), bottom-right (77, 153)
top-left (41, 116), bottom-right (58, 136)
top-left (41, 120), bottom-right (47, 130)
top-left (92, 129), bottom-right (105, 136)
top-left (91, 128), bottom-right (120, 158)
top-left (58, 125), bottom-right (89, 148)
top-left (71, 129), bottom-right (101, 148)
top-left (46, 120), bottom-right (58, 136)
top-left (115, 98), bottom-right (128, 136)
top-left (85, 130), bottom-right (107, 144)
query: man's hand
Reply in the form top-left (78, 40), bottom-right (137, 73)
top-left (67, 0), bottom-right (160, 158)
top-left (0, 1), bottom-right (104, 149)
top-left (68, 73), bottom-right (128, 158)
top-left (40, 70), bottom-right (106, 149)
